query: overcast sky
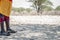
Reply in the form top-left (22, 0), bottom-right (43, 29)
top-left (12, 0), bottom-right (60, 8)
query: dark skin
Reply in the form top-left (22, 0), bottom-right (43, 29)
top-left (0, 19), bottom-right (9, 32)
top-left (5, 19), bottom-right (9, 31)
top-left (4, 17), bottom-right (16, 33)
top-left (1, 21), bottom-right (5, 32)
top-left (0, 18), bottom-right (10, 36)
top-left (0, 13), bottom-right (16, 34)
top-left (0, 14), bottom-right (5, 32)
top-left (1, 17), bottom-right (16, 33)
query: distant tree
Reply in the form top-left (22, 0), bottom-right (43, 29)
top-left (19, 7), bottom-right (25, 12)
top-left (12, 7), bottom-right (25, 12)
top-left (42, 5), bottom-right (53, 11)
top-left (54, 6), bottom-right (60, 14)
top-left (25, 8), bottom-right (32, 12)
top-left (28, 0), bottom-right (53, 14)
top-left (55, 6), bottom-right (60, 11)
top-left (12, 7), bottom-right (20, 12)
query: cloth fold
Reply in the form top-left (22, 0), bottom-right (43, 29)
top-left (0, 0), bottom-right (12, 16)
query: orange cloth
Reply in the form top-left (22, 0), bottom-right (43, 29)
top-left (0, 0), bottom-right (12, 16)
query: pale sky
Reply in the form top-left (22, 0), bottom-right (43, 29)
top-left (12, 0), bottom-right (60, 8)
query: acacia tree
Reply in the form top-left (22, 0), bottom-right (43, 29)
top-left (54, 6), bottom-right (60, 14)
top-left (55, 6), bottom-right (60, 11)
top-left (29, 0), bottom-right (53, 14)
top-left (25, 8), bottom-right (32, 12)
top-left (42, 5), bottom-right (53, 11)
top-left (12, 7), bottom-right (20, 12)
top-left (12, 7), bottom-right (25, 13)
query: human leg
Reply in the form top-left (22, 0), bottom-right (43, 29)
top-left (0, 14), bottom-right (10, 36)
top-left (4, 16), bottom-right (16, 33)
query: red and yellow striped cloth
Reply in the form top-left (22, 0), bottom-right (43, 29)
top-left (0, 0), bottom-right (12, 16)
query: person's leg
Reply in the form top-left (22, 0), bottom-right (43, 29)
top-left (0, 17), bottom-right (5, 33)
top-left (4, 16), bottom-right (16, 33)
top-left (0, 14), bottom-right (10, 36)
top-left (4, 16), bottom-right (10, 30)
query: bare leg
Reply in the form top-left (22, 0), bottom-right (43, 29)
top-left (5, 19), bottom-right (16, 33)
top-left (0, 14), bottom-right (10, 36)
top-left (1, 21), bottom-right (5, 33)
top-left (5, 19), bottom-right (10, 31)
top-left (0, 14), bottom-right (5, 32)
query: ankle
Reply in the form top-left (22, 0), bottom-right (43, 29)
top-left (7, 27), bottom-right (10, 30)
top-left (1, 31), bottom-right (5, 33)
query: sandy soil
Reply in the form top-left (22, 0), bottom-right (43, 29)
top-left (0, 24), bottom-right (60, 40)
top-left (10, 15), bottom-right (60, 25)
top-left (0, 15), bottom-right (60, 40)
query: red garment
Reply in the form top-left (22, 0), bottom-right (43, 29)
top-left (0, 16), bottom-right (9, 22)
top-left (9, 0), bottom-right (12, 2)
top-left (4, 16), bottom-right (9, 21)
top-left (0, 18), bottom-right (4, 22)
